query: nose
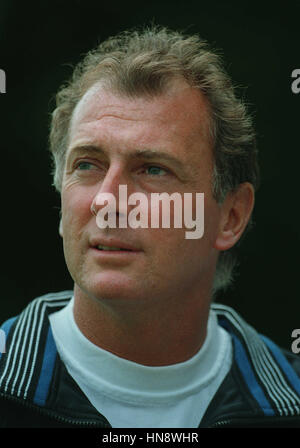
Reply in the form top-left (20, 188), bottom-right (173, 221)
top-left (90, 163), bottom-right (130, 217)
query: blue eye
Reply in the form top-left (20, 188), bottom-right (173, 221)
top-left (77, 162), bottom-right (94, 170)
top-left (146, 166), bottom-right (167, 176)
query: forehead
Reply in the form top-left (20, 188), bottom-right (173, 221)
top-left (68, 80), bottom-right (213, 163)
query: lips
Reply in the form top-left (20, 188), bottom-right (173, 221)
top-left (90, 238), bottom-right (141, 252)
top-left (97, 245), bottom-right (131, 251)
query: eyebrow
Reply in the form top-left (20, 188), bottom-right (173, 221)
top-left (67, 145), bottom-right (189, 176)
top-left (134, 148), bottom-right (186, 172)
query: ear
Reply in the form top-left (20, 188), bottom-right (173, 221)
top-left (213, 182), bottom-right (255, 251)
top-left (59, 218), bottom-right (63, 238)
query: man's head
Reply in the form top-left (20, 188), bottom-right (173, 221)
top-left (50, 25), bottom-right (259, 296)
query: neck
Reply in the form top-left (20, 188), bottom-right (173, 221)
top-left (72, 284), bottom-right (211, 366)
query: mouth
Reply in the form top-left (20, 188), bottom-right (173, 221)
top-left (89, 236), bottom-right (142, 256)
top-left (90, 240), bottom-right (142, 265)
top-left (96, 245), bottom-right (133, 251)
top-left (91, 244), bottom-right (141, 263)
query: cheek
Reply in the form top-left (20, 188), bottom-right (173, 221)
top-left (62, 187), bottom-right (92, 224)
top-left (60, 193), bottom-right (92, 250)
top-left (145, 227), bottom-right (193, 261)
top-left (203, 199), bottom-right (222, 246)
top-left (147, 199), bottom-right (220, 264)
top-left (144, 228), bottom-right (210, 292)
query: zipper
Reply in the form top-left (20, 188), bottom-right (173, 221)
top-left (2, 393), bottom-right (300, 428)
top-left (0, 393), bottom-right (111, 427)
top-left (209, 416), bottom-right (300, 428)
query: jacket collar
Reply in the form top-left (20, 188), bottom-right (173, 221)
top-left (202, 303), bottom-right (300, 426)
top-left (1, 292), bottom-right (300, 427)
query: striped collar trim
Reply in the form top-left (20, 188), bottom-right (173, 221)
top-left (212, 303), bottom-right (300, 417)
top-left (1, 295), bottom-right (299, 419)
top-left (0, 291), bottom-right (72, 404)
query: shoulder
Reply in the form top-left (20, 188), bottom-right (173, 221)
top-left (0, 290), bottom-right (73, 359)
top-left (0, 290), bottom-right (73, 328)
top-left (0, 290), bottom-right (73, 391)
top-left (0, 290), bottom-right (74, 427)
top-left (210, 302), bottom-right (300, 425)
top-left (212, 302), bottom-right (300, 383)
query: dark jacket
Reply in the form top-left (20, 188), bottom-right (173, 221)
top-left (0, 291), bottom-right (300, 428)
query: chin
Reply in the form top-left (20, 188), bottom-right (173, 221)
top-left (82, 272), bottom-right (142, 303)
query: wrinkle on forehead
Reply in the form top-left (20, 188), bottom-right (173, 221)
top-left (71, 82), bottom-right (153, 125)
top-left (69, 79), bottom-right (213, 150)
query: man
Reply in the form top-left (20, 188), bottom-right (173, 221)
top-left (1, 25), bottom-right (300, 428)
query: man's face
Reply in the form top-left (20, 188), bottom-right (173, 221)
top-left (60, 80), bottom-right (223, 308)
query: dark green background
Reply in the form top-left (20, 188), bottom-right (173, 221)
top-left (0, 0), bottom-right (299, 350)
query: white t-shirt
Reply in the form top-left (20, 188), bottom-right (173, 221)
top-left (49, 298), bottom-right (232, 428)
